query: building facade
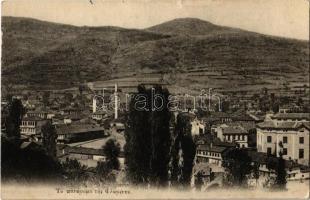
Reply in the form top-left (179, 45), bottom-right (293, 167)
top-left (20, 116), bottom-right (49, 141)
top-left (257, 113), bottom-right (309, 166)
top-left (212, 122), bottom-right (254, 148)
top-left (56, 124), bottom-right (105, 144)
top-left (196, 143), bottom-right (231, 167)
top-left (191, 118), bottom-right (205, 136)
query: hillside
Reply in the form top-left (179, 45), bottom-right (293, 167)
top-left (147, 18), bottom-right (237, 36)
top-left (1, 17), bottom-right (309, 94)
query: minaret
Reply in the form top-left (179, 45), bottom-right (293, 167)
top-left (102, 88), bottom-right (105, 111)
top-left (114, 83), bottom-right (118, 119)
top-left (92, 96), bottom-right (97, 113)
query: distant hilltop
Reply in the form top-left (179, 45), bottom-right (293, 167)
top-left (1, 16), bottom-right (309, 94)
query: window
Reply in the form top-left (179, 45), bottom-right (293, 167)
top-left (283, 148), bottom-right (287, 155)
top-left (267, 147), bottom-right (272, 155)
top-left (283, 136), bottom-right (287, 144)
top-left (299, 149), bottom-right (304, 159)
top-left (267, 136), bottom-right (272, 143)
top-left (299, 137), bottom-right (304, 144)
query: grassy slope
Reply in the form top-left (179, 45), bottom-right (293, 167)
top-left (2, 17), bottom-right (309, 92)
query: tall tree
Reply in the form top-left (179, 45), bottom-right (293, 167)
top-left (275, 153), bottom-right (287, 190)
top-left (79, 85), bottom-right (84, 96)
top-left (125, 85), bottom-right (171, 186)
top-left (64, 93), bottom-right (73, 103)
top-left (96, 139), bottom-right (120, 184)
top-left (41, 121), bottom-right (57, 158)
top-left (42, 91), bottom-right (50, 106)
top-left (103, 139), bottom-right (121, 170)
top-left (96, 161), bottom-right (115, 182)
top-left (5, 98), bottom-right (25, 140)
top-left (148, 86), bottom-right (172, 185)
top-left (62, 158), bottom-right (88, 182)
top-left (125, 85), bottom-right (151, 184)
top-left (195, 171), bottom-right (204, 191)
top-left (2, 135), bottom-right (62, 182)
top-left (222, 148), bottom-right (253, 187)
top-left (170, 113), bottom-right (196, 187)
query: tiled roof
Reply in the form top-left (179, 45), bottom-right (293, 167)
top-left (197, 144), bottom-right (229, 153)
top-left (248, 113), bottom-right (265, 121)
top-left (257, 121), bottom-right (310, 130)
top-left (202, 111), bottom-right (253, 122)
top-left (213, 141), bottom-right (237, 148)
top-left (63, 107), bottom-right (82, 111)
top-left (277, 122), bottom-right (300, 129)
top-left (211, 123), bottom-right (229, 129)
top-left (257, 121), bottom-right (274, 128)
top-left (66, 146), bottom-right (105, 156)
top-left (301, 122), bottom-right (310, 129)
top-left (179, 112), bottom-right (196, 120)
top-left (22, 116), bottom-right (46, 121)
top-left (226, 121), bottom-right (256, 131)
top-left (55, 124), bottom-right (105, 135)
top-left (20, 141), bottom-right (41, 149)
top-left (222, 126), bottom-right (247, 135)
top-left (92, 111), bottom-right (107, 115)
top-left (27, 110), bottom-right (49, 114)
top-left (209, 112), bottom-right (231, 118)
top-left (65, 113), bottom-right (82, 120)
top-left (271, 113), bottom-right (309, 120)
top-left (109, 117), bottom-right (126, 124)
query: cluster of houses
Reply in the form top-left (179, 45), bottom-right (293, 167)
top-left (1, 84), bottom-right (309, 188)
top-left (1, 85), bottom-right (127, 169)
top-left (190, 110), bottom-right (309, 189)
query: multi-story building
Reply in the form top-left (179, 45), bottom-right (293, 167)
top-left (222, 126), bottom-right (249, 148)
top-left (212, 121), bottom-right (256, 148)
top-left (25, 110), bottom-right (48, 119)
top-left (91, 111), bottom-right (108, 121)
top-left (55, 124), bottom-right (105, 144)
top-left (196, 141), bottom-right (235, 167)
top-left (196, 144), bottom-right (229, 167)
top-left (57, 145), bottom-right (125, 168)
top-left (257, 113), bottom-right (309, 166)
top-left (20, 116), bottom-right (49, 141)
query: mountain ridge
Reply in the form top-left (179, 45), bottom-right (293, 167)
top-left (146, 17), bottom-right (238, 36)
top-left (1, 16), bottom-right (309, 93)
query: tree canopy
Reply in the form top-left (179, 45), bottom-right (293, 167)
top-left (124, 85), bottom-right (172, 186)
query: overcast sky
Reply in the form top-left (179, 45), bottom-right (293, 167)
top-left (2, 0), bottom-right (309, 40)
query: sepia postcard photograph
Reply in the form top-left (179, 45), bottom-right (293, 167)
top-left (0, 0), bottom-right (309, 199)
